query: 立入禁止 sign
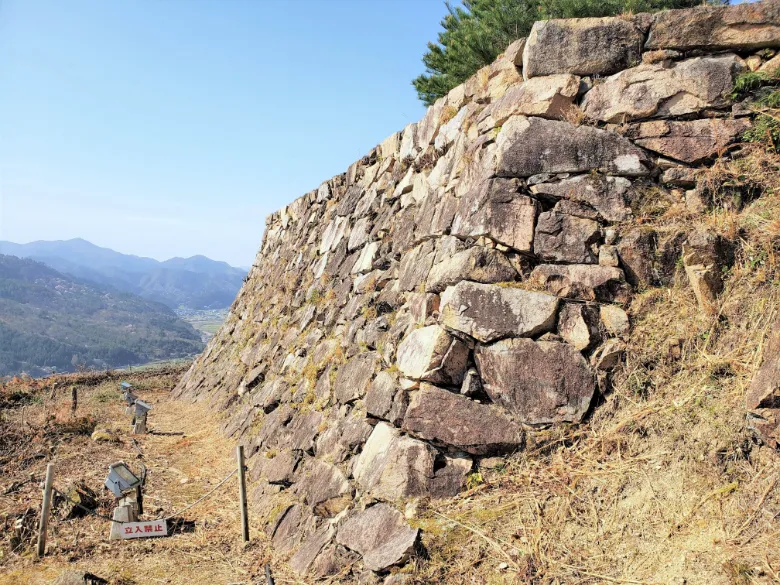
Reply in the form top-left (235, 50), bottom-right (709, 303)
top-left (117, 519), bottom-right (168, 539)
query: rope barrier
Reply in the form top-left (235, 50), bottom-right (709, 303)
top-left (49, 468), bottom-right (238, 525)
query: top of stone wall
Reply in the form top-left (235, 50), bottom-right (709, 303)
top-left (262, 0), bottom-right (779, 242)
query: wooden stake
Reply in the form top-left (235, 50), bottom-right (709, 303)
top-left (70, 387), bottom-right (77, 417)
top-left (36, 463), bottom-right (54, 557)
top-left (237, 445), bottom-right (249, 542)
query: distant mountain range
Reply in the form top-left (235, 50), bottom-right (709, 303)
top-left (0, 254), bottom-right (204, 376)
top-left (0, 239), bottom-right (247, 310)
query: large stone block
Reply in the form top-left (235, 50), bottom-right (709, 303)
top-left (646, 1), bottom-right (780, 52)
top-left (628, 118), bottom-right (752, 164)
top-left (336, 504), bottom-right (419, 572)
top-left (426, 247), bottom-right (518, 294)
top-left (747, 318), bottom-right (780, 411)
top-left (533, 210), bottom-right (601, 264)
top-left (617, 229), bottom-right (657, 287)
top-left (494, 117), bottom-right (650, 177)
top-left (439, 281), bottom-right (559, 343)
top-left (353, 422), bottom-right (435, 500)
top-left (402, 383), bottom-right (524, 454)
top-left (530, 175), bottom-right (633, 223)
top-left (334, 352), bottom-right (379, 404)
top-left (529, 264), bottom-right (631, 303)
top-left (558, 303), bottom-right (601, 351)
top-left (451, 178), bottom-right (538, 252)
top-left (582, 55), bottom-right (745, 123)
top-left (396, 325), bottom-right (469, 386)
top-left (365, 371), bottom-right (407, 425)
top-left (292, 458), bottom-right (352, 515)
top-left (475, 338), bottom-right (596, 425)
top-left (523, 16), bottom-right (647, 78)
top-left (485, 74), bottom-right (580, 125)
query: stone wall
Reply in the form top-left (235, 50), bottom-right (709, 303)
top-left (173, 1), bottom-right (780, 579)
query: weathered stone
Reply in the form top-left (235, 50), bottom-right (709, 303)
top-left (558, 303), bottom-right (601, 351)
top-left (286, 411), bottom-right (324, 452)
top-left (495, 116), bottom-right (651, 177)
top-left (430, 452), bottom-right (472, 498)
top-left (504, 37), bottom-right (526, 66)
top-left (407, 292), bottom-right (440, 326)
top-left (439, 281), bottom-right (559, 343)
top-left (760, 52), bottom-right (780, 73)
top-left (353, 422), bottom-right (435, 500)
top-left (380, 132), bottom-right (401, 160)
top-left (402, 384), bottom-right (524, 454)
top-left (252, 449), bottom-right (300, 485)
top-left (582, 55), bottom-right (745, 123)
top-left (484, 57), bottom-right (524, 101)
top-left (271, 504), bottom-right (314, 553)
top-left (315, 411), bottom-right (373, 464)
top-left (311, 543), bottom-right (361, 578)
top-left (334, 352), bottom-right (378, 404)
top-left (399, 123), bottom-right (419, 161)
top-left (747, 318), bottom-right (780, 411)
top-left (646, 2), bottom-right (780, 52)
top-left (366, 371), bottom-right (400, 421)
top-left (533, 210), bottom-right (601, 264)
top-left (352, 241), bottom-right (380, 274)
top-left (451, 178), bottom-right (538, 252)
top-left (289, 524), bottom-right (334, 575)
top-left (460, 367), bottom-right (482, 397)
top-left (475, 339), bottom-right (596, 425)
top-left (320, 216), bottom-right (350, 254)
top-left (523, 16), bottom-right (647, 78)
top-left (396, 325), bottom-right (469, 386)
top-left (485, 74), bottom-right (580, 125)
top-left (591, 338), bottom-right (626, 370)
top-left (600, 305), bottom-right (630, 338)
top-left (749, 409), bottom-right (780, 449)
top-left (435, 103), bottom-right (477, 151)
top-left (529, 264), bottom-right (631, 303)
top-left (660, 167), bottom-right (700, 187)
top-left (617, 229), bottom-right (657, 287)
top-left (398, 240), bottom-right (436, 292)
top-left (426, 247), bottom-right (518, 294)
top-left (642, 49), bottom-right (682, 65)
top-left (348, 217), bottom-right (372, 251)
top-left (292, 458), bottom-right (352, 514)
top-left (629, 118), bottom-right (752, 164)
top-left (336, 504), bottom-right (419, 572)
top-left (682, 230), bottom-right (734, 313)
top-left (531, 175), bottom-right (634, 222)
top-left (599, 245), bottom-right (620, 267)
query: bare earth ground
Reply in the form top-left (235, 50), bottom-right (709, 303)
top-left (0, 367), bottom-right (270, 585)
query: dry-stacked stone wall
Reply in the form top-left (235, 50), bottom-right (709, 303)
top-left (174, 1), bottom-right (780, 578)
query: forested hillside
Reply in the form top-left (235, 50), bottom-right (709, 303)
top-left (0, 239), bottom-right (246, 310)
top-left (0, 255), bottom-right (204, 376)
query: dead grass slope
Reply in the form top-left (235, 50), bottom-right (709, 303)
top-left (0, 366), bottom-right (269, 585)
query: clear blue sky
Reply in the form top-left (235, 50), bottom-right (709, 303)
top-left (0, 0), bottom-right (446, 266)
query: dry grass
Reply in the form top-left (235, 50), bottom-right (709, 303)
top-left (0, 367), bottom-right (269, 585)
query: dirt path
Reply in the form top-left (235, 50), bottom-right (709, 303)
top-left (1, 373), bottom-right (268, 585)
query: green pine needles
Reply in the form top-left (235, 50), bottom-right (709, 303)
top-left (413, 0), bottom-right (725, 106)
